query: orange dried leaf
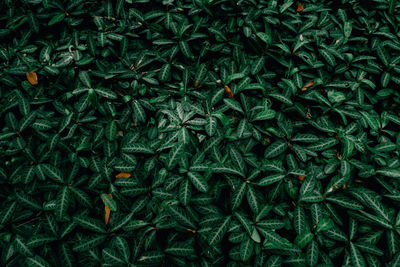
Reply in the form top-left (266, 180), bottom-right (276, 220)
top-left (105, 206), bottom-right (111, 225)
top-left (26, 72), bottom-right (38, 85)
top-left (115, 172), bottom-right (131, 179)
top-left (304, 80), bottom-right (314, 87)
top-left (224, 85), bottom-right (234, 99)
top-left (301, 80), bottom-right (314, 91)
top-left (104, 193), bottom-right (113, 225)
top-left (297, 3), bottom-right (304, 12)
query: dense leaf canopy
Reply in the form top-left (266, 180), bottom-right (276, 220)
top-left (1, 0), bottom-right (400, 266)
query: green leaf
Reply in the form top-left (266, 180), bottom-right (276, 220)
top-left (101, 193), bottom-right (117, 211)
top-left (179, 179), bottom-right (191, 206)
top-left (105, 120), bottom-right (117, 141)
top-left (350, 242), bottom-right (367, 267)
top-left (179, 41), bottom-right (193, 58)
top-left (295, 232), bottom-right (314, 249)
top-left (19, 111), bottom-right (37, 132)
top-left (269, 93), bottom-right (293, 105)
top-left (355, 242), bottom-right (383, 256)
top-left (292, 134), bottom-right (319, 143)
top-left (209, 216), bottom-right (231, 245)
top-left (95, 88), bottom-right (118, 99)
top-left (307, 240), bottom-right (319, 267)
top-left (361, 192), bottom-right (390, 221)
top-left (247, 185), bottom-right (260, 214)
top-left (122, 143), bottom-right (154, 154)
top-left (0, 132), bottom-right (16, 141)
top-left (376, 168), bottom-right (400, 178)
top-left (167, 205), bottom-right (195, 228)
top-left (110, 211), bottom-right (135, 232)
top-left (205, 116), bottom-right (217, 136)
top-left (251, 57), bottom-right (265, 75)
top-left (258, 174), bottom-right (285, 186)
top-left (320, 49), bottom-right (336, 66)
top-left (232, 182), bottom-right (247, 210)
top-left (41, 164), bottom-right (65, 183)
top-left (103, 248), bottom-right (126, 265)
top-left (27, 234), bottom-right (57, 248)
top-left (132, 100), bottom-right (146, 122)
top-left (307, 138), bottom-right (338, 151)
top-left (165, 242), bottom-right (194, 256)
top-left (257, 219), bottom-right (285, 230)
top-left (159, 63), bottom-right (170, 81)
top-left (223, 98), bottom-right (244, 113)
top-left (360, 111), bottom-right (380, 131)
top-left (252, 109), bottom-right (276, 121)
top-left (14, 235), bottom-right (34, 256)
top-left (225, 73), bottom-right (245, 84)
top-left (167, 142), bottom-right (185, 169)
top-left (56, 186), bottom-right (70, 220)
top-left (316, 217), bottom-right (334, 232)
top-left (234, 212), bottom-right (255, 238)
top-left (73, 235), bottom-right (107, 252)
top-left (259, 228), bottom-right (292, 249)
top-left (240, 237), bottom-right (254, 261)
top-left (266, 255), bottom-right (282, 267)
top-left (326, 195), bottom-right (363, 210)
top-left (344, 21), bottom-right (352, 38)
top-left (16, 191), bottom-right (42, 210)
top-left (48, 13), bottom-right (65, 26)
top-left (195, 63), bottom-right (207, 83)
top-left (264, 140), bottom-right (287, 158)
top-left (257, 32), bottom-right (272, 45)
top-left (79, 71), bottom-right (91, 88)
top-left (137, 251), bottom-right (165, 264)
top-left (293, 205), bottom-right (307, 234)
top-left (73, 215), bottom-right (106, 233)
top-left (188, 172), bottom-right (209, 192)
top-left (213, 165), bottom-right (244, 177)
top-left (26, 255), bottom-right (51, 267)
top-left (0, 201), bottom-right (17, 224)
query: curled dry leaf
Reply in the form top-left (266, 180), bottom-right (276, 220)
top-left (224, 85), bottom-right (234, 99)
top-left (115, 172), bottom-right (131, 178)
top-left (104, 193), bottom-right (112, 225)
top-left (301, 80), bottom-right (314, 91)
top-left (26, 72), bottom-right (38, 85)
top-left (297, 3), bottom-right (304, 12)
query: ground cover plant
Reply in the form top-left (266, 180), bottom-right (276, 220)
top-left (1, 0), bottom-right (400, 266)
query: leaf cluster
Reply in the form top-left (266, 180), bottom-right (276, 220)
top-left (0, 0), bottom-right (400, 266)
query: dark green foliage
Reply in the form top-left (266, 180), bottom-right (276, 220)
top-left (1, 0), bottom-right (400, 266)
